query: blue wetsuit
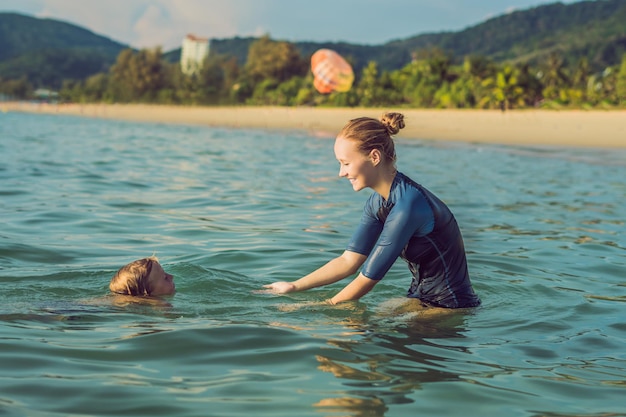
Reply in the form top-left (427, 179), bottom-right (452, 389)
top-left (346, 172), bottom-right (480, 308)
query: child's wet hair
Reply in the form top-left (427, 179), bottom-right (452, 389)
top-left (109, 256), bottom-right (159, 296)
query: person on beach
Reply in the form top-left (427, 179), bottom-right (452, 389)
top-left (109, 256), bottom-right (175, 297)
top-left (264, 112), bottom-right (480, 309)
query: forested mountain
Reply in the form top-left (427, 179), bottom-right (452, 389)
top-left (0, 12), bottom-right (127, 87)
top-left (387, 0), bottom-right (626, 69)
top-left (1, 0), bottom-right (625, 89)
top-left (194, 0), bottom-right (626, 74)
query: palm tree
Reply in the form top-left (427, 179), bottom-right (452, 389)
top-left (479, 65), bottom-right (524, 110)
top-left (616, 54), bottom-right (626, 106)
top-left (572, 57), bottom-right (590, 89)
top-left (541, 52), bottom-right (570, 102)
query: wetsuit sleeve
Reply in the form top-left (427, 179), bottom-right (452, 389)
top-left (345, 195), bottom-right (383, 256)
top-left (360, 192), bottom-right (435, 280)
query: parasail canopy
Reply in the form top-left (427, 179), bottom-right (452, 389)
top-left (310, 49), bottom-right (354, 94)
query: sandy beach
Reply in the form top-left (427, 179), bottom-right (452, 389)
top-left (3, 102), bottom-right (625, 148)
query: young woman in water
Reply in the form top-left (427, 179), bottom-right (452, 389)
top-left (264, 112), bottom-right (480, 309)
top-left (109, 256), bottom-right (175, 297)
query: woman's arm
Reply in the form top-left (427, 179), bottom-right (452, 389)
top-left (327, 273), bottom-right (379, 305)
top-left (264, 250), bottom-right (366, 294)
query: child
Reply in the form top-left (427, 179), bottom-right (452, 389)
top-left (109, 256), bottom-right (175, 296)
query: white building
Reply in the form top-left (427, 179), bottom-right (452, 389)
top-left (180, 34), bottom-right (210, 76)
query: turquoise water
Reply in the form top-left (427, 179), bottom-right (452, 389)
top-left (1, 111), bottom-right (625, 417)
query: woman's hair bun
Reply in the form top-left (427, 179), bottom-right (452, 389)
top-left (380, 112), bottom-right (405, 136)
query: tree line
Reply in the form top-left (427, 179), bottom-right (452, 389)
top-left (2, 35), bottom-right (625, 109)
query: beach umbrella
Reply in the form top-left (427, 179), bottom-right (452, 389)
top-left (310, 49), bottom-right (354, 94)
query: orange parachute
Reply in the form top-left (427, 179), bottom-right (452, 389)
top-left (310, 49), bottom-right (354, 94)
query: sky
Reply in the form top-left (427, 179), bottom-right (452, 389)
top-left (1, 0), bottom-right (582, 51)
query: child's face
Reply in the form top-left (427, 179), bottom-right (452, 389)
top-left (147, 261), bottom-right (175, 295)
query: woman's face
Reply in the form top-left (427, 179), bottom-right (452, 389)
top-left (147, 262), bottom-right (175, 296)
top-left (334, 135), bottom-right (377, 192)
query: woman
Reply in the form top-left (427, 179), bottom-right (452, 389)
top-left (264, 112), bottom-right (480, 309)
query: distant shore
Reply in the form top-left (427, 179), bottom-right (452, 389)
top-left (3, 101), bottom-right (625, 148)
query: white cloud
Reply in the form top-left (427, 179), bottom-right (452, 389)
top-left (132, 4), bottom-right (174, 48)
top-left (128, 0), bottom-right (258, 49)
top-left (12, 0), bottom-right (243, 49)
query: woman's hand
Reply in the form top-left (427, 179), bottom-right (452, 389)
top-left (261, 281), bottom-right (297, 294)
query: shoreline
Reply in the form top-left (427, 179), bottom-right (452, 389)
top-left (3, 101), bottom-right (625, 148)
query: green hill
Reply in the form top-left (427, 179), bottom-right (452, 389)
top-left (387, 0), bottom-right (626, 69)
top-left (0, 12), bottom-right (129, 87)
top-left (2, 0), bottom-right (626, 88)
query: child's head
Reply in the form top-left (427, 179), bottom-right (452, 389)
top-left (109, 256), bottom-right (175, 296)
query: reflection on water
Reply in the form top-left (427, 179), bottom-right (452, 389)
top-left (0, 112), bottom-right (625, 416)
top-left (311, 308), bottom-right (473, 415)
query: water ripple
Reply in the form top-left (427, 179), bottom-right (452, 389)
top-left (0, 112), bottom-right (624, 416)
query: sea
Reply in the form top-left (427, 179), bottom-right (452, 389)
top-left (1, 111), bottom-right (625, 417)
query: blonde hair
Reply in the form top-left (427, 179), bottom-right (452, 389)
top-left (338, 112), bottom-right (405, 163)
top-left (109, 256), bottom-right (159, 296)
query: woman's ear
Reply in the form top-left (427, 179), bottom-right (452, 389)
top-left (369, 149), bottom-right (382, 166)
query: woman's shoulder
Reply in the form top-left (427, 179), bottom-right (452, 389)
top-left (393, 172), bottom-right (425, 199)
top-left (396, 171), bottom-right (420, 187)
top-left (363, 190), bottom-right (383, 211)
top-left (395, 172), bottom-right (453, 217)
